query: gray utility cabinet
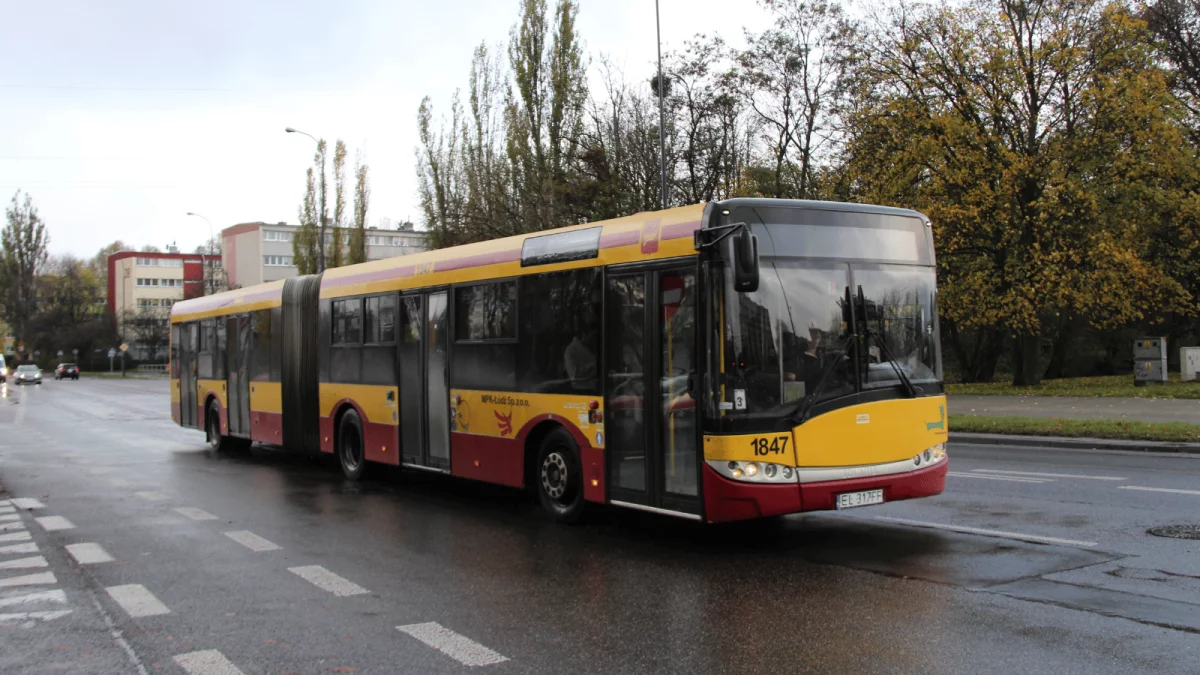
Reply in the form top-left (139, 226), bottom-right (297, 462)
top-left (1133, 337), bottom-right (1168, 386)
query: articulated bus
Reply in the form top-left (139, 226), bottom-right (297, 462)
top-left (169, 198), bottom-right (948, 523)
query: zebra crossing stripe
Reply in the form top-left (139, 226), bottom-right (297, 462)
top-left (0, 572), bottom-right (57, 588)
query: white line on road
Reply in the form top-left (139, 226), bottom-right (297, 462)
top-left (288, 565), bottom-right (368, 597)
top-left (1118, 485), bottom-right (1200, 496)
top-left (10, 499), bottom-right (44, 510)
top-left (0, 589), bottom-right (66, 608)
top-left (0, 572), bottom-right (57, 588)
top-left (873, 516), bottom-right (1099, 548)
top-left (174, 507), bottom-right (217, 521)
top-left (972, 469), bottom-right (1126, 481)
top-left (105, 584), bottom-right (170, 618)
top-left (35, 516), bottom-right (74, 531)
top-left (0, 610), bottom-right (73, 624)
top-left (0, 521), bottom-right (27, 532)
top-left (0, 542), bottom-right (38, 554)
top-left (0, 514), bottom-right (21, 522)
top-left (0, 531), bottom-right (31, 543)
top-left (109, 478), bottom-right (133, 488)
top-left (397, 622), bottom-right (510, 667)
top-left (948, 472), bottom-right (1051, 483)
top-left (66, 543), bottom-right (115, 565)
top-left (134, 491), bottom-right (168, 502)
top-left (224, 531), bottom-right (280, 552)
top-left (0, 506), bottom-right (15, 514)
top-left (173, 649), bottom-right (246, 675)
top-left (0, 556), bottom-right (47, 570)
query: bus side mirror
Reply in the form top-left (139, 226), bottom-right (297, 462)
top-left (733, 227), bottom-right (759, 293)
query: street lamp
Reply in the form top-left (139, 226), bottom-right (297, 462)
top-left (286, 127), bottom-right (326, 272)
top-left (656, 0), bottom-right (667, 211)
top-left (186, 212), bottom-right (215, 295)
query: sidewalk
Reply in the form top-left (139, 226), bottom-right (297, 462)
top-left (948, 395), bottom-right (1200, 424)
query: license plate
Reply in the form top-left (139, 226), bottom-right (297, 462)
top-left (836, 489), bottom-right (884, 510)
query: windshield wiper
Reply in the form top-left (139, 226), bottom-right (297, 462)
top-left (779, 332), bottom-right (857, 429)
top-left (857, 286), bottom-right (919, 398)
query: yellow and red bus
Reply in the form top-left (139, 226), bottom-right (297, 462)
top-left (170, 199), bottom-right (947, 523)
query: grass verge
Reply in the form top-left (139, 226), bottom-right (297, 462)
top-left (949, 414), bottom-right (1200, 443)
top-left (946, 374), bottom-right (1200, 399)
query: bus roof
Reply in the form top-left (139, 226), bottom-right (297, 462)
top-left (170, 279), bottom-right (286, 323)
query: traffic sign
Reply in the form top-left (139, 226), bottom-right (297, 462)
top-left (57, 350), bottom-right (63, 357)
top-left (108, 348), bottom-right (117, 358)
top-left (120, 343), bottom-right (128, 352)
top-left (72, 348), bottom-right (78, 356)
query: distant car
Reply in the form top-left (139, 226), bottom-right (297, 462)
top-left (14, 365), bottom-right (41, 385)
top-left (54, 363), bottom-right (80, 380)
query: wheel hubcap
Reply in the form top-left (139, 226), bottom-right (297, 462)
top-left (343, 430), bottom-right (362, 471)
top-left (541, 452), bottom-right (569, 500)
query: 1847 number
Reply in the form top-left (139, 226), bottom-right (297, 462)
top-left (751, 436), bottom-right (790, 456)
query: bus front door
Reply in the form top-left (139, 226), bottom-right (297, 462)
top-left (605, 265), bottom-right (701, 517)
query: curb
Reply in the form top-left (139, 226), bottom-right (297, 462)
top-left (949, 432), bottom-right (1200, 455)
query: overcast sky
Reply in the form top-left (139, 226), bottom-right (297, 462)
top-left (0, 0), bottom-right (773, 258)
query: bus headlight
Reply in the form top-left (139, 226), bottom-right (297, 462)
top-left (915, 443), bottom-right (947, 466)
top-left (708, 460), bottom-right (795, 483)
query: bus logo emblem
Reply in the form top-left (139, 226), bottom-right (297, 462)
top-left (495, 410), bottom-right (513, 436)
top-left (640, 219), bottom-right (661, 254)
top-left (926, 405), bottom-right (946, 431)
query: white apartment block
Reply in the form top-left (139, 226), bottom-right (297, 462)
top-left (221, 221), bottom-right (429, 288)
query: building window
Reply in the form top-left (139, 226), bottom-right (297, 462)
top-left (136, 257), bottom-right (154, 266)
top-left (264, 255), bottom-right (293, 267)
top-left (364, 295), bottom-right (396, 344)
top-left (332, 298), bottom-right (362, 345)
top-left (264, 230), bottom-right (292, 242)
top-left (455, 281), bottom-right (516, 341)
top-left (162, 258), bottom-right (182, 268)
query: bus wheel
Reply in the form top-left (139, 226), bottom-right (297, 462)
top-left (338, 409), bottom-right (369, 481)
top-left (206, 403), bottom-right (230, 453)
top-left (536, 428), bottom-right (585, 523)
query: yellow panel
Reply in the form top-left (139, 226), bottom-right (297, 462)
top-left (450, 389), bottom-right (604, 447)
top-left (249, 381), bottom-right (282, 414)
top-left (703, 432), bottom-right (799, 465)
top-left (170, 378), bottom-right (180, 403)
top-left (320, 383), bottom-right (399, 426)
top-left (197, 379), bottom-right (227, 410)
top-left (793, 396), bottom-right (948, 467)
top-left (170, 280), bottom-right (286, 324)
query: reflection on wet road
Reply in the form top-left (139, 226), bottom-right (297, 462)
top-left (0, 378), bottom-right (1197, 673)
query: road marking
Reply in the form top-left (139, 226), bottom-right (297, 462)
top-left (66, 543), bottom-right (115, 565)
top-left (173, 649), bottom-right (246, 675)
top-left (135, 491), bottom-right (168, 502)
top-left (0, 556), bottom-right (47, 570)
top-left (0, 521), bottom-right (26, 532)
top-left (0, 589), bottom-right (66, 608)
top-left (0, 531), bottom-right (31, 543)
top-left (109, 478), bottom-right (133, 487)
top-left (10, 499), bottom-right (44, 510)
top-left (105, 584), bottom-right (170, 618)
top-left (0, 610), bottom-right (73, 624)
top-left (0, 572), bottom-right (57, 588)
top-left (397, 622), bottom-right (509, 667)
top-left (288, 565), bottom-right (368, 597)
top-left (87, 467), bottom-right (113, 476)
top-left (35, 516), bottom-right (74, 531)
top-left (174, 507), bottom-right (218, 521)
top-left (0, 506), bottom-right (15, 514)
top-left (1119, 485), bottom-right (1200, 496)
top-left (224, 531), bottom-right (280, 552)
top-left (0, 542), bottom-right (38, 554)
top-left (973, 469), bottom-right (1126, 481)
top-left (0, 514), bottom-right (20, 522)
top-left (873, 516), bottom-right (1099, 547)
top-left (948, 472), bottom-right (1051, 483)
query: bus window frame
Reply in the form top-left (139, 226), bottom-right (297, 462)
top-left (452, 277), bottom-right (519, 346)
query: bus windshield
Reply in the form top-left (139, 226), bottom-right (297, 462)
top-left (713, 207), bottom-right (941, 428)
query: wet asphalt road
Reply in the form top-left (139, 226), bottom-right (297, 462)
top-left (0, 379), bottom-right (1198, 674)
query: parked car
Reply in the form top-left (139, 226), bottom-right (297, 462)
top-left (14, 365), bottom-right (41, 385)
top-left (55, 363), bottom-right (80, 380)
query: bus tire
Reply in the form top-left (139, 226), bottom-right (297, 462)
top-left (206, 402), bottom-right (232, 453)
top-left (535, 427), bottom-right (585, 523)
top-left (338, 408), bottom-right (369, 481)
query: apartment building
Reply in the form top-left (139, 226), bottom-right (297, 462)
top-left (106, 251), bottom-right (215, 360)
top-left (221, 221), bottom-right (429, 288)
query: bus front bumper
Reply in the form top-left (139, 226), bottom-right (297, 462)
top-left (702, 457), bottom-right (948, 523)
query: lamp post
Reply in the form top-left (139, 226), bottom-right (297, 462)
top-left (286, 127), bottom-right (325, 272)
top-left (186, 212), bottom-right (215, 295)
top-left (656, 0), bottom-right (667, 211)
